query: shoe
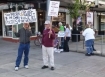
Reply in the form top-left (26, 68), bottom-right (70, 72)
top-left (24, 65), bottom-right (29, 69)
top-left (15, 67), bottom-right (19, 71)
top-left (51, 67), bottom-right (55, 70)
top-left (41, 65), bottom-right (49, 69)
top-left (85, 53), bottom-right (91, 56)
top-left (93, 49), bottom-right (96, 51)
top-left (91, 53), bottom-right (94, 55)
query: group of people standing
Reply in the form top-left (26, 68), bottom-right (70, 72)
top-left (13, 20), bottom-right (72, 71)
top-left (12, 20), bottom-right (96, 71)
top-left (58, 22), bottom-right (71, 52)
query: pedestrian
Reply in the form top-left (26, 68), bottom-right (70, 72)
top-left (63, 24), bottom-right (71, 52)
top-left (13, 23), bottom-right (32, 71)
top-left (82, 24), bottom-right (95, 56)
top-left (58, 22), bottom-right (64, 51)
top-left (41, 20), bottom-right (55, 70)
top-left (88, 21), bottom-right (96, 51)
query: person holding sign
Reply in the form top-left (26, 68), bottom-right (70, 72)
top-left (41, 20), bottom-right (55, 70)
top-left (13, 23), bottom-right (32, 71)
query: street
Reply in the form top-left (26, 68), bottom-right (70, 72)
top-left (0, 39), bottom-right (105, 77)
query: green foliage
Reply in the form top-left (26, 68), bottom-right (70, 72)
top-left (67, 0), bottom-right (80, 19)
top-left (67, 0), bottom-right (92, 19)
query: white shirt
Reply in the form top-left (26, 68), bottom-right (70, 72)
top-left (65, 28), bottom-right (71, 37)
top-left (82, 28), bottom-right (95, 41)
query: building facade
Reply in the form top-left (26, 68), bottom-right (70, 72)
top-left (0, 1), bottom-right (71, 42)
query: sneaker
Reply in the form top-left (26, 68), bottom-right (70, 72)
top-left (51, 67), bottom-right (55, 70)
top-left (93, 49), bottom-right (96, 51)
top-left (85, 53), bottom-right (91, 56)
top-left (24, 65), bottom-right (29, 69)
top-left (41, 65), bottom-right (49, 69)
top-left (91, 53), bottom-right (94, 55)
top-left (15, 67), bottom-right (19, 71)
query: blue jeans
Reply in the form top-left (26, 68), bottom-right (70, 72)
top-left (16, 43), bottom-right (30, 67)
top-left (85, 39), bottom-right (94, 54)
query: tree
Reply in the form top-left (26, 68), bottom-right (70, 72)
top-left (67, 0), bottom-right (93, 29)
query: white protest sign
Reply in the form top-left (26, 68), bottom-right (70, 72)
top-left (4, 9), bottom-right (37, 25)
top-left (86, 12), bottom-right (93, 26)
top-left (58, 31), bottom-right (65, 37)
top-left (48, 1), bottom-right (60, 17)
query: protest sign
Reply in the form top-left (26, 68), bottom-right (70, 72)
top-left (58, 31), bottom-right (65, 37)
top-left (48, 1), bottom-right (60, 17)
top-left (4, 9), bottom-right (37, 25)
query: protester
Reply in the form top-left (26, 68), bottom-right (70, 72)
top-left (63, 24), bottom-right (71, 52)
top-left (41, 20), bottom-right (55, 70)
top-left (13, 23), bottom-right (32, 71)
top-left (82, 24), bottom-right (95, 56)
top-left (58, 22), bottom-right (64, 51)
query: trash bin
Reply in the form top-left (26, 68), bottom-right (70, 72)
top-left (98, 31), bottom-right (104, 35)
top-left (71, 29), bottom-right (80, 42)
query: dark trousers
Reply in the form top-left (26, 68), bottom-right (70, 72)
top-left (63, 37), bottom-right (70, 52)
top-left (61, 37), bottom-right (64, 48)
top-left (92, 41), bottom-right (95, 50)
top-left (16, 43), bottom-right (30, 67)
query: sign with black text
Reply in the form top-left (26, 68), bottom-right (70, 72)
top-left (48, 1), bottom-right (60, 17)
top-left (4, 9), bottom-right (37, 25)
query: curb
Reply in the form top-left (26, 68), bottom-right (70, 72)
top-left (69, 49), bottom-right (105, 57)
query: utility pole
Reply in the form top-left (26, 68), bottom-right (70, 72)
top-left (94, 0), bottom-right (99, 30)
top-left (46, 0), bottom-right (51, 21)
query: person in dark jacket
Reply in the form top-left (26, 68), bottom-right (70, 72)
top-left (41, 20), bottom-right (55, 70)
top-left (13, 23), bottom-right (32, 71)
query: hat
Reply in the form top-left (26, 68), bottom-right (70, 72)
top-left (44, 20), bottom-right (51, 24)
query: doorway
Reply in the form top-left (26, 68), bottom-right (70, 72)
top-left (0, 11), bottom-right (2, 36)
top-left (38, 11), bottom-right (45, 34)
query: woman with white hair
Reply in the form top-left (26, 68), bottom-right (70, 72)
top-left (58, 22), bottom-right (64, 51)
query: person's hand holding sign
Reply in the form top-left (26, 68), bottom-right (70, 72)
top-left (48, 27), bottom-right (52, 38)
top-left (48, 29), bottom-right (52, 34)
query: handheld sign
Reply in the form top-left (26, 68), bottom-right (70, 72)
top-left (4, 9), bottom-right (37, 25)
top-left (48, 1), bottom-right (60, 17)
top-left (58, 31), bottom-right (65, 37)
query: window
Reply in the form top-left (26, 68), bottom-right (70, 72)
top-left (30, 22), bottom-right (36, 35)
top-left (52, 12), bottom-right (66, 26)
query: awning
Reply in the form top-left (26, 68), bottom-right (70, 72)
top-left (90, 7), bottom-right (105, 12)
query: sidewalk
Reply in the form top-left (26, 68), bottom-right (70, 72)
top-left (0, 39), bottom-right (105, 77)
top-left (69, 40), bottom-right (105, 56)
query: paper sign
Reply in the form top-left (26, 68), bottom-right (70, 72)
top-left (48, 1), bottom-right (60, 17)
top-left (86, 12), bottom-right (93, 26)
top-left (58, 31), bottom-right (65, 37)
top-left (4, 9), bottom-right (37, 25)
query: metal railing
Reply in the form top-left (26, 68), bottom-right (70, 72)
top-left (69, 34), bottom-right (105, 56)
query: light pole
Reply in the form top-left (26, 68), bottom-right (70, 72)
top-left (46, 0), bottom-right (51, 21)
top-left (94, 0), bottom-right (99, 30)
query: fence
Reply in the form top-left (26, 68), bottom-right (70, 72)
top-left (69, 34), bottom-right (105, 56)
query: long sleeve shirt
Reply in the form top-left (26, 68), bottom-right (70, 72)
top-left (42, 29), bottom-right (55, 47)
top-left (14, 28), bottom-right (32, 43)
